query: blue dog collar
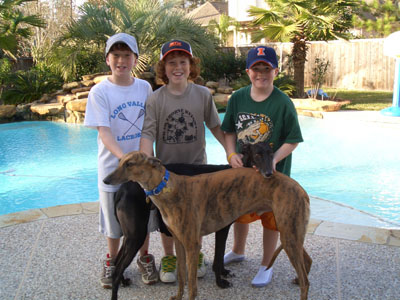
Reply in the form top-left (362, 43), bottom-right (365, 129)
top-left (145, 169), bottom-right (170, 197)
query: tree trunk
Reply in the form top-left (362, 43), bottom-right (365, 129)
top-left (291, 37), bottom-right (307, 98)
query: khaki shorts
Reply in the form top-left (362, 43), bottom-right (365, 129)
top-left (236, 211), bottom-right (278, 231)
top-left (99, 191), bottom-right (123, 239)
top-left (99, 190), bottom-right (160, 239)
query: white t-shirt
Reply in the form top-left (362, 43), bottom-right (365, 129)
top-left (84, 77), bottom-right (152, 192)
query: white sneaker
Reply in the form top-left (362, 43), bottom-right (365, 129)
top-left (251, 266), bottom-right (273, 287)
top-left (197, 252), bottom-right (206, 278)
top-left (159, 255), bottom-right (177, 283)
top-left (223, 250), bottom-right (245, 265)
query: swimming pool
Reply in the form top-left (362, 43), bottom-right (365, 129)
top-left (1, 116), bottom-right (399, 226)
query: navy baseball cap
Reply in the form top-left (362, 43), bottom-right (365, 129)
top-left (246, 46), bottom-right (278, 69)
top-left (160, 40), bottom-right (193, 60)
top-left (105, 33), bottom-right (139, 57)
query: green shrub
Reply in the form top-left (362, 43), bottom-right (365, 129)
top-left (230, 73), bottom-right (251, 90)
top-left (201, 50), bottom-right (246, 82)
top-left (1, 66), bottom-right (63, 105)
top-left (74, 50), bottom-right (107, 81)
top-left (274, 73), bottom-right (296, 97)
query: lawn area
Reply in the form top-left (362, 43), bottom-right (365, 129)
top-left (323, 88), bottom-right (393, 111)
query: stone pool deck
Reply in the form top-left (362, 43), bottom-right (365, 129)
top-left (1, 197), bottom-right (399, 300)
top-left (1, 110), bottom-right (400, 300)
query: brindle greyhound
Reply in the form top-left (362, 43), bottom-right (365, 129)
top-left (104, 151), bottom-right (312, 300)
top-left (110, 164), bottom-right (232, 300)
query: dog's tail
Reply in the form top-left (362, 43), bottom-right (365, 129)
top-left (267, 244), bottom-right (283, 270)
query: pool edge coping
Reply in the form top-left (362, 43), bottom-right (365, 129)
top-left (1, 201), bottom-right (399, 248)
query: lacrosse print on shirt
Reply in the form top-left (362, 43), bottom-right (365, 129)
top-left (116, 108), bottom-right (145, 141)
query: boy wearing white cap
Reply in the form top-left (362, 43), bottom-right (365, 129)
top-left (140, 40), bottom-right (227, 283)
top-left (221, 46), bottom-right (303, 287)
top-left (84, 33), bottom-right (154, 288)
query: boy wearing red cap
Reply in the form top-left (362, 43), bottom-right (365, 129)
top-left (140, 40), bottom-right (227, 283)
top-left (221, 46), bottom-right (303, 287)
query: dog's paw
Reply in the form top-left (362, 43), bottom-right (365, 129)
top-left (222, 268), bottom-right (235, 278)
top-left (216, 278), bottom-right (232, 289)
top-left (121, 277), bottom-right (131, 287)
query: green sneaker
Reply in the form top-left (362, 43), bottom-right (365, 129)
top-left (159, 255), bottom-right (177, 283)
top-left (197, 252), bottom-right (206, 278)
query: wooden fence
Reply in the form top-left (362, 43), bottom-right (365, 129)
top-left (234, 38), bottom-right (396, 91)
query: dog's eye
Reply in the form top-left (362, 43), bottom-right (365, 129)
top-left (126, 162), bottom-right (134, 168)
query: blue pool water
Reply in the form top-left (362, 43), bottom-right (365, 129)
top-left (1, 117), bottom-right (399, 226)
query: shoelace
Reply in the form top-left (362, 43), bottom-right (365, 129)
top-left (104, 260), bottom-right (115, 278)
top-left (161, 255), bottom-right (177, 273)
top-left (141, 257), bottom-right (156, 274)
top-left (198, 252), bottom-right (204, 268)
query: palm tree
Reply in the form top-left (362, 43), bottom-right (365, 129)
top-left (0, 0), bottom-right (46, 60)
top-left (208, 14), bottom-right (240, 46)
top-left (50, 0), bottom-right (217, 80)
top-left (248, 0), bottom-right (358, 97)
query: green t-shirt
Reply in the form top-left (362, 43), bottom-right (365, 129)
top-left (221, 85), bottom-right (303, 176)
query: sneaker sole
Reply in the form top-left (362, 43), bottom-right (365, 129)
top-left (224, 256), bottom-right (245, 265)
top-left (252, 282), bottom-right (269, 288)
top-left (142, 279), bottom-right (158, 285)
top-left (100, 282), bottom-right (112, 289)
top-left (159, 275), bottom-right (176, 284)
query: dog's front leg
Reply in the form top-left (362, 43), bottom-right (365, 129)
top-left (185, 242), bottom-right (200, 300)
top-left (170, 238), bottom-right (186, 300)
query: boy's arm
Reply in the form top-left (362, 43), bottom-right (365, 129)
top-left (272, 143), bottom-right (298, 172)
top-left (139, 137), bottom-right (154, 157)
top-left (98, 126), bottom-right (124, 159)
top-left (209, 125), bottom-right (227, 153)
top-left (225, 132), bottom-right (243, 168)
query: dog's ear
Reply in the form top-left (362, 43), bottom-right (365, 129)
top-left (147, 156), bottom-right (162, 167)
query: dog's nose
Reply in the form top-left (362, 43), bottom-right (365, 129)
top-left (263, 171), bottom-right (273, 178)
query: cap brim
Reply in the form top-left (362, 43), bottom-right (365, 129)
top-left (248, 59), bottom-right (274, 69)
top-left (161, 49), bottom-right (192, 60)
top-left (106, 40), bottom-right (138, 57)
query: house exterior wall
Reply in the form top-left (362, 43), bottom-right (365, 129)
top-left (227, 0), bottom-right (268, 47)
top-left (228, 0), bottom-right (267, 21)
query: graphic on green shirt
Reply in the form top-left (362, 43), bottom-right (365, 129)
top-left (236, 112), bottom-right (274, 145)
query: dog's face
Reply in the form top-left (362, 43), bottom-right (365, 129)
top-left (241, 141), bottom-right (273, 178)
top-left (103, 151), bottom-right (162, 186)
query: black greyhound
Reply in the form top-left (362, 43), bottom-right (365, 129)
top-left (110, 163), bottom-right (232, 300)
top-left (241, 141), bottom-right (274, 178)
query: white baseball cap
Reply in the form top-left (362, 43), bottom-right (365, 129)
top-left (105, 33), bottom-right (139, 57)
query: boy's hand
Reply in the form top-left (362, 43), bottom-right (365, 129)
top-left (228, 153), bottom-right (243, 168)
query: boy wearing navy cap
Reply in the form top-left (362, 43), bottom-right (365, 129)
top-left (84, 33), bottom-right (154, 288)
top-left (221, 46), bottom-right (303, 287)
top-left (140, 39), bottom-right (227, 283)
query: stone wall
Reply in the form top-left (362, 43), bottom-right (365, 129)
top-left (0, 72), bottom-right (233, 124)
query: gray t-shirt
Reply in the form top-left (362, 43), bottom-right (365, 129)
top-left (141, 83), bottom-right (221, 164)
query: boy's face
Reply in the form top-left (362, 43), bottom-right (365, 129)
top-left (164, 51), bottom-right (191, 86)
top-left (246, 62), bottom-right (278, 90)
top-left (106, 49), bottom-right (137, 79)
